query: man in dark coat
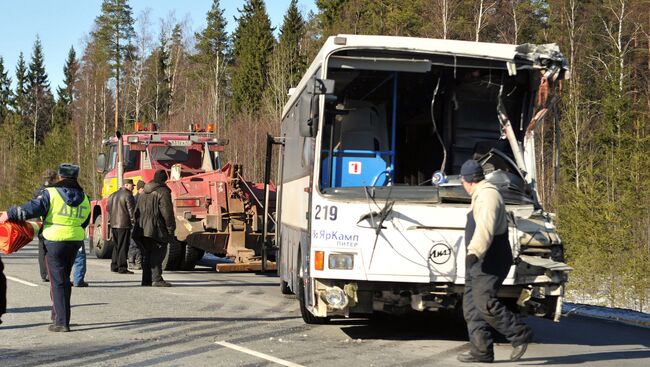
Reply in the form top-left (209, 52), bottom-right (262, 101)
top-left (135, 170), bottom-right (175, 287)
top-left (107, 179), bottom-right (136, 274)
top-left (0, 163), bottom-right (90, 332)
top-left (34, 169), bottom-right (58, 282)
top-left (128, 180), bottom-right (145, 270)
top-left (457, 160), bottom-right (532, 363)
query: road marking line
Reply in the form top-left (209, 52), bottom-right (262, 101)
top-left (6, 276), bottom-right (39, 287)
top-left (215, 340), bottom-right (304, 367)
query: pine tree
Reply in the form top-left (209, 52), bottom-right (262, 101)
top-left (193, 0), bottom-right (229, 124)
top-left (92, 0), bottom-right (136, 131)
top-left (150, 31), bottom-right (170, 122)
top-left (25, 36), bottom-right (54, 147)
top-left (13, 52), bottom-right (27, 118)
top-left (53, 46), bottom-right (79, 125)
top-left (316, 0), bottom-right (348, 37)
top-left (230, 0), bottom-right (274, 114)
top-left (265, 0), bottom-right (306, 116)
top-left (0, 57), bottom-right (13, 124)
top-left (278, 0), bottom-right (306, 88)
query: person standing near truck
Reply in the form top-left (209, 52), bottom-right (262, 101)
top-left (128, 180), bottom-right (145, 270)
top-left (135, 170), bottom-right (174, 287)
top-left (457, 159), bottom-right (533, 363)
top-left (0, 163), bottom-right (90, 332)
top-left (34, 169), bottom-right (58, 282)
top-left (107, 178), bottom-right (136, 274)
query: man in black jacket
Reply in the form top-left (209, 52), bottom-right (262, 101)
top-left (107, 179), bottom-right (136, 274)
top-left (135, 170), bottom-right (175, 287)
top-left (34, 169), bottom-right (58, 282)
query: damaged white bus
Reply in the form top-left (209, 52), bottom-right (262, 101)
top-left (276, 35), bottom-right (572, 324)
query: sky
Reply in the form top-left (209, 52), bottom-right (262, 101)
top-left (0, 0), bottom-right (317, 92)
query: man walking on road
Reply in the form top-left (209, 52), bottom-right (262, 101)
top-left (135, 170), bottom-right (174, 287)
top-left (128, 180), bottom-right (145, 270)
top-left (0, 163), bottom-right (90, 332)
top-left (457, 159), bottom-right (533, 363)
top-left (107, 178), bottom-right (136, 274)
top-left (34, 169), bottom-right (89, 287)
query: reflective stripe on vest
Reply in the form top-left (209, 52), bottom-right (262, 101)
top-left (42, 187), bottom-right (90, 241)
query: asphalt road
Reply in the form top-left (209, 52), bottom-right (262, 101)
top-left (1, 242), bottom-right (649, 367)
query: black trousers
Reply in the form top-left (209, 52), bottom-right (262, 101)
top-left (128, 233), bottom-right (142, 264)
top-left (44, 240), bottom-right (82, 327)
top-left (111, 228), bottom-right (131, 272)
top-left (38, 234), bottom-right (48, 280)
top-left (463, 261), bottom-right (532, 357)
top-left (1, 256), bottom-right (6, 320)
top-left (141, 237), bottom-right (166, 285)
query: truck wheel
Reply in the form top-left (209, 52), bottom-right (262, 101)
top-left (181, 245), bottom-right (204, 270)
top-left (162, 241), bottom-right (185, 271)
top-left (92, 215), bottom-right (113, 259)
top-left (297, 256), bottom-right (330, 324)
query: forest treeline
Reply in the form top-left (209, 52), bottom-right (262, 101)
top-left (0, 0), bottom-right (648, 311)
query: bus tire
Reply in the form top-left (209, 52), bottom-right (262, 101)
top-left (92, 215), bottom-right (113, 259)
top-left (297, 255), bottom-right (329, 324)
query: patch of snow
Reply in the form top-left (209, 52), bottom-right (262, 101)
top-left (562, 302), bottom-right (650, 328)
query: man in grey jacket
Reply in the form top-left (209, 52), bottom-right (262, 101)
top-left (107, 179), bottom-right (135, 274)
top-left (457, 160), bottom-right (532, 363)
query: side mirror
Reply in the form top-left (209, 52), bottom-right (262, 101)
top-left (299, 93), bottom-right (316, 137)
top-left (96, 153), bottom-right (107, 173)
top-left (314, 78), bottom-right (335, 95)
top-left (299, 78), bottom-right (336, 138)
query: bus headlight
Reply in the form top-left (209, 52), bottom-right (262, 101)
top-left (328, 253), bottom-right (354, 270)
top-left (322, 286), bottom-right (348, 309)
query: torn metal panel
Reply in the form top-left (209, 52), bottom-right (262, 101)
top-left (518, 255), bottom-right (573, 272)
top-left (516, 215), bottom-right (561, 247)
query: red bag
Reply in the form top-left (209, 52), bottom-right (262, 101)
top-left (0, 221), bottom-right (41, 254)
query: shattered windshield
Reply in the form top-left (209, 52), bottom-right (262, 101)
top-left (318, 50), bottom-right (538, 204)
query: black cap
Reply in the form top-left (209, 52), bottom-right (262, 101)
top-left (58, 163), bottom-right (80, 179)
top-left (460, 160), bottom-right (484, 183)
top-left (124, 178), bottom-right (134, 185)
top-left (136, 180), bottom-right (145, 189)
top-left (153, 169), bottom-right (167, 184)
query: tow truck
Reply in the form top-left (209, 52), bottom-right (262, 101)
top-left (89, 122), bottom-right (275, 271)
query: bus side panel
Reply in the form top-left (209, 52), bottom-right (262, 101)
top-left (278, 90), bottom-right (313, 292)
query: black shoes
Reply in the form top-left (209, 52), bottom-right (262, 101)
top-left (74, 281), bottom-right (89, 287)
top-left (48, 324), bottom-right (70, 332)
top-left (511, 330), bottom-right (533, 361)
top-left (152, 280), bottom-right (172, 287)
top-left (41, 278), bottom-right (49, 282)
top-left (457, 351), bottom-right (494, 363)
top-left (510, 342), bottom-right (528, 361)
